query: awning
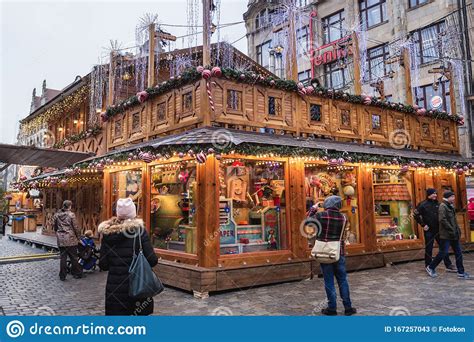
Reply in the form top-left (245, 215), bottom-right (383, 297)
top-left (76, 126), bottom-right (472, 165)
top-left (0, 143), bottom-right (94, 168)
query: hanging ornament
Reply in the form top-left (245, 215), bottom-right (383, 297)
top-left (196, 65), bottom-right (204, 73)
top-left (215, 154), bottom-right (222, 160)
top-left (202, 69), bottom-right (212, 79)
top-left (298, 87), bottom-right (307, 96)
top-left (60, 179), bottom-right (68, 187)
top-left (337, 157), bottom-right (345, 166)
top-left (188, 149), bottom-right (195, 157)
top-left (136, 91), bottom-right (149, 103)
top-left (211, 66), bottom-right (222, 77)
top-left (178, 152), bottom-right (184, 158)
top-left (269, 80), bottom-right (275, 86)
top-left (207, 148), bottom-right (215, 154)
top-left (363, 96), bottom-right (372, 105)
top-left (305, 86), bottom-right (314, 94)
top-left (297, 82), bottom-right (304, 89)
top-left (400, 165), bottom-right (409, 174)
top-left (196, 151), bottom-right (207, 164)
top-left (178, 170), bottom-right (190, 183)
top-left (328, 158), bottom-right (339, 167)
top-left (456, 168), bottom-right (464, 175)
top-left (139, 151), bottom-right (154, 163)
top-left (416, 108), bottom-right (426, 116)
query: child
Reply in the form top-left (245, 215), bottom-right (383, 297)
top-left (78, 230), bottom-right (96, 269)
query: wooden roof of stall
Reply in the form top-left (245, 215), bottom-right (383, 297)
top-left (77, 127), bottom-right (471, 165)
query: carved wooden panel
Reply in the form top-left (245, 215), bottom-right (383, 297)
top-left (300, 97), bottom-right (330, 136)
top-left (363, 107), bottom-right (389, 142)
top-left (330, 100), bottom-right (359, 138)
top-left (127, 105), bottom-right (146, 141)
top-left (435, 119), bottom-right (456, 149)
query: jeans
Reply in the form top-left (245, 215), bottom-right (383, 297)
top-left (424, 231), bottom-right (452, 268)
top-left (429, 239), bottom-right (464, 274)
top-left (320, 255), bottom-right (352, 310)
top-left (59, 246), bottom-right (82, 279)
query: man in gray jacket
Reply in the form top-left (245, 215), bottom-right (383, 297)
top-left (426, 191), bottom-right (470, 279)
top-left (53, 200), bottom-right (83, 280)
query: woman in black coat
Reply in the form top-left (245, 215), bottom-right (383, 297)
top-left (98, 198), bottom-right (158, 316)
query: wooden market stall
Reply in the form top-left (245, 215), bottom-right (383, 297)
top-left (73, 69), bottom-right (470, 297)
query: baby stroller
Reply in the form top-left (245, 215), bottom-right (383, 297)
top-left (66, 236), bottom-right (100, 273)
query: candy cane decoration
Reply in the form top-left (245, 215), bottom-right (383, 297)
top-left (207, 81), bottom-right (215, 112)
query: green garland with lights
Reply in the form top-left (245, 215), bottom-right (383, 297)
top-left (103, 67), bottom-right (463, 124)
top-left (52, 124), bottom-right (102, 149)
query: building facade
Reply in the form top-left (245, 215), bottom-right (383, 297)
top-left (244, 0), bottom-right (474, 158)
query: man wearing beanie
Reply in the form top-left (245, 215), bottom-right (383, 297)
top-left (312, 195), bottom-right (356, 316)
top-left (414, 188), bottom-right (454, 271)
top-left (426, 191), bottom-right (471, 279)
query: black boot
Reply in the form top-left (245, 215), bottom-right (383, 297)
top-left (344, 307), bottom-right (357, 316)
top-left (321, 308), bottom-right (337, 316)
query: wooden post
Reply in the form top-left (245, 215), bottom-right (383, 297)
top-left (147, 23), bottom-right (156, 88)
top-left (202, 0), bottom-right (211, 66)
top-left (402, 48), bottom-right (413, 105)
top-left (108, 51), bottom-right (115, 106)
top-left (196, 155), bottom-right (219, 267)
top-left (288, 160), bottom-right (309, 259)
top-left (286, 8), bottom-right (299, 81)
top-left (352, 32), bottom-right (362, 95)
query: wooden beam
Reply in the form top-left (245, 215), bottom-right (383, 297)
top-left (402, 48), bottom-right (413, 105)
top-left (147, 23), bottom-right (156, 88)
top-left (286, 9), bottom-right (299, 81)
top-left (202, 0), bottom-right (211, 66)
top-left (351, 32), bottom-right (361, 95)
top-left (196, 155), bottom-right (219, 267)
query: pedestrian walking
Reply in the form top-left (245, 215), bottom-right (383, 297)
top-left (53, 200), bottom-right (83, 281)
top-left (426, 191), bottom-right (471, 279)
top-left (414, 188), bottom-right (455, 271)
top-left (98, 197), bottom-right (158, 316)
top-left (311, 195), bottom-right (357, 316)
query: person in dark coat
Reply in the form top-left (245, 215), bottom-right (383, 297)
top-left (53, 200), bottom-right (83, 281)
top-left (312, 195), bottom-right (356, 316)
top-left (426, 191), bottom-right (471, 279)
top-left (414, 188), bottom-right (454, 271)
top-left (99, 198), bottom-right (158, 315)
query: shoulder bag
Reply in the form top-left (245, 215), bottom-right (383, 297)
top-left (310, 215), bottom-right (346, 264)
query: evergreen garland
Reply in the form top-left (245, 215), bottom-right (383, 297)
top-left (103, 67), bottom-right (463, 124)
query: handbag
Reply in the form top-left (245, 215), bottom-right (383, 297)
top-left (310, 215), bottom-right (346, 264)
top-left (129, 226), bottom-right (164, 298)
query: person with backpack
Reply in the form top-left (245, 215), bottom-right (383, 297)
top-left (414, 188), bottom-right (455, 272)
top-left (98, 197), bottom-right (158, 315)
top-left (426, 191), bottom-right (471, 279)
top-left (53, 200), bottom-right (83, 281)
top-left (311, 195), bottom-right (357, 316)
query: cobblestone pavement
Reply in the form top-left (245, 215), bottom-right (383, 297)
top-left (0, 252), bottom-right (473, 316)
top-left (0, 234), bottom-right (46, 258)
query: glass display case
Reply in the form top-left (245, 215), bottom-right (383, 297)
top-left (149, 161), bottom-right (197, 253)
top-left (218, 158), bottom-right (287, 254)
top-left (110, 168), bottom-right (143, 217)
top-left (304, 163), bottom-right (360, 245)
top-left (372, 169), bottom-right (418, 243)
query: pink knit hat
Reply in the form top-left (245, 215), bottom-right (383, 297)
top-left (116, 198), bottom-right (137, 220)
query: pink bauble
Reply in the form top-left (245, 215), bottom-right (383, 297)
top-left (207, 148), bottom-right (215, 154)
top-left (417, 108), bottom-right (426, 116)
top-left (297, 82), bottom-right (305, 89)
top-left (100, 112), bottom-right (108, 122)
top-left (337, 158), bottom-right (345, 165)
top-left (202, 69), bottom-right (212, 79)
top-left (215, 154), bottom-right (222, 160)
top-left (305, 86), bottom-right (314, 94)
top-left (363, 96), bottom-right (372, 105)
top-left (178, 152), bottom-right (184, 158)
top-left (328, 158), bottom-right (339, 167)
top-left (269, 80), bottom-right (275, 86)
top-left (456, 168), bottom-right (464, 175)
top-left (298, 88), bottom-right (307, 96)
top-left (211, 66), bottom-right (222, 77)
top-left (240, 74), bottom-right (246, 80)
top-left (96, 163), bottom-right (104, 171)
top-left (196, 66), bottom-right (204, 73)
top-left (400, 165), bottom-right (409, 173)
top-left (60, 179), bottom-right (68, 186)
top-left (136, 91), bottom-right (149, 103)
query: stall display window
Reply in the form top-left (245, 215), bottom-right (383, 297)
top-left (372, 169), bottom-right (418, 242)
top-left (149, 161), bottom-right (197, 254)
top-left (304, 164), bottom-right (360, 245)
top-left (111, 169), bottom-right (143, 218)
top-left (218, 158), bottom-right (287, 254)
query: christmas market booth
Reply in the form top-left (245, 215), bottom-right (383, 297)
top-left (16, 64), bottom-right (471, 297)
